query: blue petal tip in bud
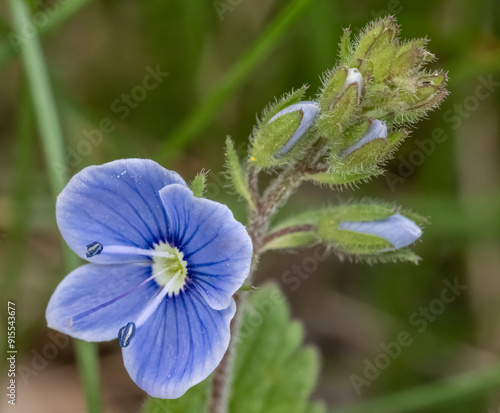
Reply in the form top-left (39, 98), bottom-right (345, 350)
top-left (339, 213), bottom-right (422, 250)
top-left (118, 321), bottom-right (136, 348)
top-left (86, 241), bottom-right (103, 258)
top-left (268, 101), bottom-right (320, 157)
top-left (340, 119), bottom-right (388, 158)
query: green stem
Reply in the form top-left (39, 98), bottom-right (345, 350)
top-left (158, 0), bottom-right (312, 164)
top-left (8, 1), bottom-right (101, 412)
top-left (331, 366), bottom-right (500, 413)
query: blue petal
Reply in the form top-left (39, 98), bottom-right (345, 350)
top-left (56, 159), bottom-right (187, 264)
top-left (122, 288), bottom-right (236, 399)
top-left (46, 263), bottom-right (157, 341)
top-left (159, 184), bottom-right (253, 310)
top-left (339, 213), bottom-right (422, 250)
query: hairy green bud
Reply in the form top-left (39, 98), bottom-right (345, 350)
top-left (250, 101), bottom-right (320, 168)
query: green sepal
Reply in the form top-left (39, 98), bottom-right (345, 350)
top-left (350, 16), bottom-right (399, 65)
top-left (189, 171), bottom-right (207, 198)
top-left (384, 129), bottom-right (408, 154)
top-left (350, 247), bottom-right (422, 265)
top-left (369, 30), bottom-right (398, 81)
top-left (225, 137), bottom-right (255, 209)
top-left (316, 82), bottom-right (359, 139)
top-left (260, 85), bottom-right (308, 125)
top-left (336, 119), bottom-right (372, 151)
top-left (318, 66), bottom-right (348, 112)
top-left (389, 71), bottom-right (448, 123)
top-left (338, 28), bottom-right (352, 64)
top-left (334, 202), bottom-right (396, 221)
top-left (319, 221), bottom-right (393, 255)
top-left (390, 38), bottom-right (432, 77)
top-left (305, 168), bottom-right (383, 187)
top-left (250, 108), bottom-right (310, 168)
top-left (335, 137), bottom-right (388, 173)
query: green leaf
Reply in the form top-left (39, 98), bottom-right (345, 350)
top-left (189, 171), bottom-right (207, 198)
top-left (229, 285), bottom-right (323, 413)
top-left (225, 137), bottom-right (255, 209)
top-left (142, 377), bottom-right (211, 413)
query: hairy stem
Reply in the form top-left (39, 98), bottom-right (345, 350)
top-left (208, 263), bottom-right (256, 413)
top-left (209, 137), bottom-right (326, 413)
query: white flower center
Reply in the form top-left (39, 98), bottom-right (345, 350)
top-left (152, 241), bottom-right (188, 294)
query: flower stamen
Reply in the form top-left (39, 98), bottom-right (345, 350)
top-left (85, 242), bottom-right (176, 259)
top-left (118, 321), bottom-right (136, 347)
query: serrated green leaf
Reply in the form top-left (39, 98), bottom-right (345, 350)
top-left (225, 137), bottom-right (255, 209)
top-left (229, 286), bottom-right (322, 413)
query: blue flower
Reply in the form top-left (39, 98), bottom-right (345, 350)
top-left (338, 213), bottom-right (422, 251)
top-left (46, 159), bottom-right (253, 398)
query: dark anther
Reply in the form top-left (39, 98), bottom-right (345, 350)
top-left (86, 241), bottom-right (103, 258)
top-left (118, 322), bottom-right (136, 348)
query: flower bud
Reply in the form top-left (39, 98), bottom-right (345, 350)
top-left (316, 203), bottom-right (424, 259)
top-left (340, 119), bottom-right (387, 158)
top-left (250, 101), bottom-right (320, 168)
top-left (352, 16), bottom-right (399, 63)
top-left (350, 16), bottom-right (399, 80)
top-left (390, 38), bottom-right (434, 77)
top-left (338, 213), bottom-right (422, 251)
top-left (328, 119), bottom-right (390, 175)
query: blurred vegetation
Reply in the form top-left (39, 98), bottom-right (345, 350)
top-left (1, 0), bottom-right (500, 412)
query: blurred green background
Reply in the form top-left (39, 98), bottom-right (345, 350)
top-left (1, 0), bottom-right (500, 412)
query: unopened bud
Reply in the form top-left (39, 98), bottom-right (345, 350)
top-left (250, 101), bottom-right (319, 168)
top-left (338, 213), bottom-right (422, 251)
top-left (340, 119), bottom-right (387, 158)
top-left (317, 203), bottom-right (424, 257)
